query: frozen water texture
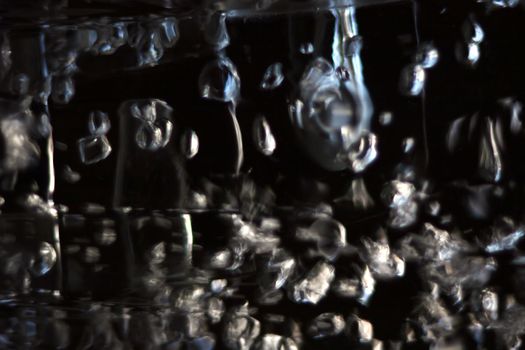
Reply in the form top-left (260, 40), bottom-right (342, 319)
top-left (307, 313), bottom-right (345, 339)
top-left (290, 261), bottom-right (335, 304)
top-left (346, 315), bottom-right (373, 343)
top-left (258, 249), bottom-right (296, 292)
top-left (309, 218), bottom-right (347, 261)
top-left (223, 311), bottom-right (260, 350)
top-left (77, 135), bottom-right (112, 165)
top-left (0, 117), bottom-right (40, 173)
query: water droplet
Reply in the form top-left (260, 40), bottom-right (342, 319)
top-left (290, 261), bottom-right (335, 304)
top-left (378, 111), bottom-right (393, 126)
top-left (88, 110), bottom-right (110, 135)
top-left (399, 64), bottom-right (425, 96)
top-left (62, 165), bottom-right (81, 183)
top-left (260, 63), bottom-right (284, 90)
top-left (30, 242), bottom-right (57, 276)
top-left (135, 119), bottom-right (172, 151)
top-left (414, 42), bottom-right (439, 69)
top-left (181, 129), bottom-right (199, 159)
top-left (204, 12), bottom-right (230, 50)
top-left (51, 75), bottom-right (75, 104)
top-left (199, 57), bottom-right (240, 103)
top-left (77, 135), bottom-right (112, 165)
top-left (346, 131), bottom-right (378, 172)
top-left (252, 116), bottom-right (276, 156)
top-left (479, 118), bottom-right (502, 183)
top-left (299, 42), bottom-right (314, 55)
top-left (307, 313), bottom-right (345, 339)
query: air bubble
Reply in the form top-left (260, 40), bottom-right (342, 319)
top-left (260, 63), bottom-right (284, 90)
top-left (199, 57), bottom-right (240, 103)
top-left (252, 116), bottom-right (276, 156)
top-left (29, 242), bottom-right (57, 276)
top-left (399, 64), bottom-right (425, 96)
top-left (181, 129), bottom-right (199, 159)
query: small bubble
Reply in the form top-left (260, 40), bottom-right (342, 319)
top-left (157, 17), bottom-right (179, 48)
top-left (146, 242), bottom-right (166, 265)
top-left (456, 41), bottom-right (480, 67)
top-left (462, 17), bottom-right (484, 44)
top-left (344, 35), bottom-right (363, 57)
top-left (402, 137), bottom-right (415, 154)
top-left (88, 110), bottom-right (110, 135)
top-left (94, 227), bottom-right (117, 246)
top-left (378, 111), bottom-right (393, 126)
top-left (181, 129), bottom-right (199, 159)
top-left (62, 165), bottom-right (81, 184)
top-left (30, 242), bottom-right (57, 276)
top-left (253, 116), bottom-right (277, 156)
top-left (199, 57), bottom-right (240, 103)
top-left (399, 64), bottom-right (425, 96)
top-left (77, 135), bottom-right (112, 165)
top-left (135, 123), bottom-right (164, 151)
top-left (260, 62), bottom-right (284, 90)
top-left (299, 42), bottom-right (314, 55)
top-left (51, 75), bottom-right (75, 104)
top-left (10, 73), bottom-right (30, 95)
top-left (207, 297), bottom-right (225, 324)
top-left (84, 246), bottom-right (101, 264)
top-left (309, 218), bottom-right (347, 261)
top-left (478, 118), bottom-right (502, 183)
top-left (308, 313), bottom-right (345, 339)
top-left (414, 42), bottom-right (439, 69)
top-left (346, 132), bottom-right (378, 173)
